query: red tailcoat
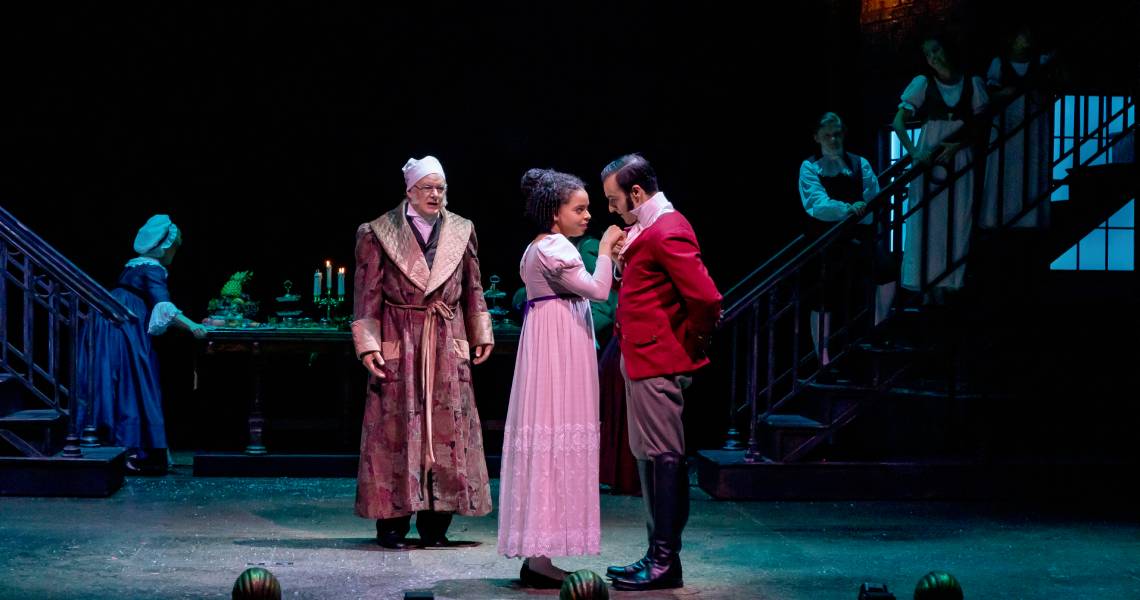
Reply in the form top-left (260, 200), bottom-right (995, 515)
top-left (614, 211), bottom-right (721, 380)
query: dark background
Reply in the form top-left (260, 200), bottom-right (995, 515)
top-left (5, 1), bottom-right (1135, 452)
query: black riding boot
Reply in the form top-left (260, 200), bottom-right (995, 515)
top-left (610, 452), bottom-right (688, 590)
top-left (606, 458), bottom-right (654, 577)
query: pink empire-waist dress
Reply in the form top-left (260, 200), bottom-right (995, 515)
top-left (497, 234), bottom-right (613, 558)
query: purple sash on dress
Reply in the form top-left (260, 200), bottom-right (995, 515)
top-left (522, 293), bottom-right (577, 320)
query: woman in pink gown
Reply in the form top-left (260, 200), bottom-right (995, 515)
top-left (497, 168), bottom-right (624, 588)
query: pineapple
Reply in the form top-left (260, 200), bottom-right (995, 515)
top-left (220, 271), bottom-right (253, 298)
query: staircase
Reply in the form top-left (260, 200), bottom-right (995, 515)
top-left (0, 205), bottom-right (131, 496)
top-left (697, 84), bottom-right (1136, 500)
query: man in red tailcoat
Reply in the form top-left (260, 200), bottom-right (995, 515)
top-left (600, 154), bottom-right (721, 591)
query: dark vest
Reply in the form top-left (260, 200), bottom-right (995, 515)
top-left (814, 152), bottom-right (863, 205)
top-left (999, 55), bottom-right (1040, 91)
top-left (807, 152), bottom-right (864, 237)
top-left (916, 75), bottom-right (974, 122)
top-left (406, 215), bottom-right (441, 268)
top-left (999, 56), bottom-right (1047, 110)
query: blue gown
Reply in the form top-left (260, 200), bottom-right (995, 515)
top-left (78, 263), bottom-right (173, 452)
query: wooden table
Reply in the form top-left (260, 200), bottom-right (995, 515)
top-left (195, 325), bottom-right (520, 457)
top-left (196, 327), bottom-right (354, 455)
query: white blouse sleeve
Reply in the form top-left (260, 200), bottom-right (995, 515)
top-left (899, 75), bottom-right (928, 113)
top-left (986, 57), bottom-right (1003, 87)
top-left (860, 157), bottom-right (881, 201)
top-left (537, 236), bottom-right (613, 302)
top-left (799, 160), bottom-right (853, 222)
top-left (148, 301), bottom-right (182, 336)
top-left (970, 76), bottom-right (990, 114)
top-left (858, 157), bottom-right (879, 225)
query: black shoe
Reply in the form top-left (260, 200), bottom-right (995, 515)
top-left (376, 517), bottom-right (412, 550)
top-left (125, 453), bottom-right (167, 476)
top-left (417, 535), bottom-right (449, 548)
top-left (520, 563), bottom-right (563, 589)
top-left (609, 549), bottom-right (683, 591)
top-left (606, 556), bottom-right (648, 578)
top-left (414, 511), bottom-right (453, 548)
top-left (376, 532), bottom-right (412, 550)
top-left (124, 456), bottom-right (147, 474)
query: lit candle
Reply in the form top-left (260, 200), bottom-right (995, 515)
top-left (313, 269), bottom-right (322, 298)
top-left (337, 267), bottom-right (345, 297)
top-left (325, 260), bottom-right (332, 293)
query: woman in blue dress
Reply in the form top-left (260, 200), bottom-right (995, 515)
top-left (79, 214), bottom-right (207, 474)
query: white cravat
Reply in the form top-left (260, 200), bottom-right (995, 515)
top-left (619, 192), bottom-right (674, 257)
top-left (405, 202), bottom-right (438, 243)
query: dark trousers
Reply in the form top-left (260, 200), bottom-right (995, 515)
top-left (619, 357), bottom-right (688, 460)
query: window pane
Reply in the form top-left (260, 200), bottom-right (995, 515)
top-left (1108, 96), bottom-right (1125, 134)
top-left (1051, 245), bottom-right (1078, 270)
top-left (1108, 199), bottom-right (1135, 228)
top-left (1062, 96), bottom-right (1076, 138)
top-left (1080, 138), bottom-right (1102, 165)
top-left (1053, 153), bottom-right (1073, 182)
top-left (1107, 230), bottom-right (1134, 271)
top-left (1078, 229), bottom-right (1107, 270)
top-left (1085, 96), bottom-right (1100, 137)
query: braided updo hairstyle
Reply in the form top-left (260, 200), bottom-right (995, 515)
top-left (521, 168), bottom-right (587, 235)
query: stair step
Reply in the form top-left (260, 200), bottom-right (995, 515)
top-left (696, 450), bottom-right (1138, 501)
top-left (0, 429), bottom-right (44, 457)
top-left (885, 385), bottom-right (984, 400)
top-left (852, 341), bottom-right (924, 355)
top-left (798, 365), bottom-right (864, 388)
top-left (759, 415), bottom-right (829, 462)
top-left (761, 414), bottom-right (825, 430)
top-left (0, 446), bottom-right (126, 497)
top-left (803, 380), bottom-right (875, 393)
top-left (889, 303), bottom-right (936, 317)
top-left (0, 410), bottom-right (65, 425)
top-left (802, 378), bottom-right (998, 401)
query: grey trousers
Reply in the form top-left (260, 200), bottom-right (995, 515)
top-left (620, 356), bottom-right (690, 459)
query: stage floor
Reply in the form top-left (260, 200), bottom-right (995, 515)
top-left (1, 453), bottom-right (1137, 599)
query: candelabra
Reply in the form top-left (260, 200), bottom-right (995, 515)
top-left (315, 293), bottom-right (344, 325)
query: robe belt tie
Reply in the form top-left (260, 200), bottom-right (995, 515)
top-left (386, 300), bottom-right (458, 478)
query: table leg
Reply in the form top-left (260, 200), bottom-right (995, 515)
top-left (245, 341), bottom-right (267, 455)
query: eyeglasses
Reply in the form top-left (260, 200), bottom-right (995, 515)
top-left (413, 184), bottom-right (447, 194)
